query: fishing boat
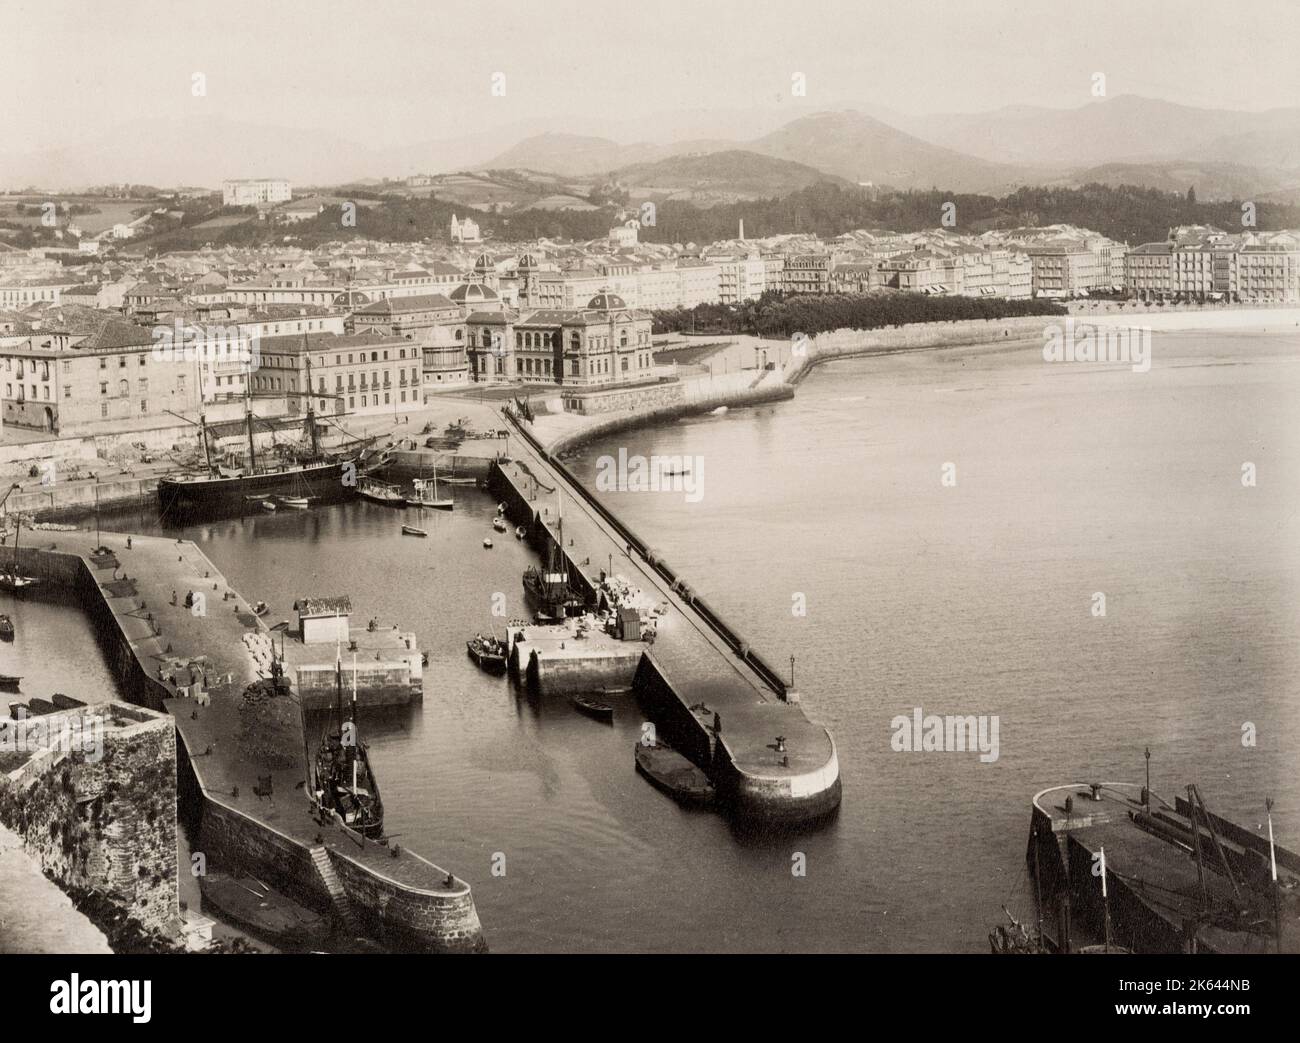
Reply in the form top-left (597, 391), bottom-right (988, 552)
top-left (305, 648), bottom-right (384, 839)
top-left (522, 509), bottom-right (584, 620)
top-left (406, 473), bottom-right (453, 511)
top-left (401, 525), bottom-right (427, 537)
top-left (466, 633), bottom-right (507, 673)
top-left (570, 694), bottom-right (613, 723)
top-left (492, 516), bottom-right (508, 533)
top-left (634, 739), bottom-right (715, 806)
top-left (158, 353), bottom-right (373, 522)
top-left (441, 475), bottom-right (477, 487)
top-left (0, 517), bottom-right (40, 595)
top-left (0, 674), bottom-right (21, 691)
top-left (514, 526), bottom-right (526, 540)
top-left (0, 614), bottom-right (12, 640)
top-left (482, 537), bottom-right (493, 548)
top-left (358, 476), bottom-right (406, 506)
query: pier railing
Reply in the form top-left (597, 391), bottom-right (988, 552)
top-left (501, 411), bottom-right (790, 700)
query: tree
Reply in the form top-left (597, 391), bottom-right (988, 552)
top-left (1187, 186), bottom-right (1197, 204)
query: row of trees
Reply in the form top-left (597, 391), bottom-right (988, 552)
top-left (651, 290), bottom-right (1066, 338)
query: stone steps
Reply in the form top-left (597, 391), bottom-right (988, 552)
top-left (309, 845), bottom-right (360, 934)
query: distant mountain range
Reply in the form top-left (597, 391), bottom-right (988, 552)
top-left (3, 95), bottom-right (1298, 204)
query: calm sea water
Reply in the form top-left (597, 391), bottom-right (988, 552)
top-left (7, 328), bottom-right (1299, 953)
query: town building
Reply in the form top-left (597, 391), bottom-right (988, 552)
top-left (222, 179), bottom-right (291, 207)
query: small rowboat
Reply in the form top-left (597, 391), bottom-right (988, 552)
top-left (277, 496), bottom-right (312, 510)
top-left (514, 526), bottom-right (526, 540)
top-left (0, 674), bottom-right (22, 691)
top-left (492, 517), bottom-right (508, 533)
top-left (252, 601), bottom-right (269, 617)
top-left (0, 574), bottom-right (39, 594)
top-left (261, 500), bottom-right (277, 512)
top-left (482, 538), bottom-right (493, 548)
top-left (0, 614), bottom-right (13, 640)
top-left (401, 525), bottom-right (427, 537)
top-left (570, 694), bottom-right (613, 723)
top-left (441, 475), bottom-right (477, 486)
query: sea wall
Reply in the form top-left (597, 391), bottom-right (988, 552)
top-left (295, 662), bottom-right (414, 709)
top-left (328, 847), bottom-right (486, 954)
top-left (784, 315), bottom-right (1053, 383)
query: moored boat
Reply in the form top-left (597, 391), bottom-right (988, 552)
top-left (570, 694), bottom-right (613, 723)
top-left (277, 495), bottom-right (314, 510)
top-left (483, 537), bottom-right (493, 548)
top-left (401, 525), bottom-right (427, 537)
top-left (0, 674), bottom-right (22, 691)
top-left (514, 525), bottom-right (527, 539)
top-left (359, 476), bottom-right (406, 506)
top-left (466, 634), bottom-right (507, 673)
top-left (0, 614), bottom-right (13, 640)
top-left (634, 739), bottom-right (715, 806)
top-left (305, 650), bottom-right (384, 839)
top-left (406, 473), bottom-right (453, 511)
top-left (492, 517), bottom-right (508, 533)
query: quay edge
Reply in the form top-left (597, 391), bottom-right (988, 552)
top-left (10, 536), bottom-right (486, 953)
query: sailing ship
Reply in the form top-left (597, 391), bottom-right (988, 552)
top-left (406, 473), bottom-right (453, 511)
top-left (158, 353), bottom-right (374, 522)
top-left (522, 508), bottom-right (584, 622)
top-left (0, 516), bottom-right (40, 595)
top-left (305, 647), bottom-right (384, 839)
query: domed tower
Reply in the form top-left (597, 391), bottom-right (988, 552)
top-left (472, 252), bottom-right (497, 289)
top-left (516, 253), bottom-right (541, 305)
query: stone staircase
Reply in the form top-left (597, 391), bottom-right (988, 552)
top-left (309, 845), bottom-right (360, 934)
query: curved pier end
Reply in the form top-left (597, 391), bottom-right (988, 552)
top-left (634, 653), bottom-right (841, 826)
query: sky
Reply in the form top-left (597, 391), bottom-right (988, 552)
top-left (4, 0), bottom-right (1300, 153)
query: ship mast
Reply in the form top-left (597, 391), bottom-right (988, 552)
top-left (244, 365), bottom-right (257, 475)
top-left (199, 409), bottom-right (214, 475)
top-left (303, 335), bottom-right (319, 457)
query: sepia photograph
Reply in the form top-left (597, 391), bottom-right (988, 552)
top-left (0, 0), bottom-right (1296, 1022)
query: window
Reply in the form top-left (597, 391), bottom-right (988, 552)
top-left (64, 385), bottom-right (71, 398)
top-left (118, 379), bottom-right (128, 396)
top-left (139, 355), bottom-right (146, 366)
top-left (119, 356), bottom-right (126, 368)
top-left (140, 399), bottom-right (148, 413)
top-left (101, 403), bottom-right (108, 417)
top-left (100, 357), bottom-right (107, 369)
top-left (100, 382), bottom-right (107, 395)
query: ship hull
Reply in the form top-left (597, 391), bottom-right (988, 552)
top-left (158, 460), bottom-right (356, 522)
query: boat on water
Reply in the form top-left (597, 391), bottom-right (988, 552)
top-left (358, 476), bottom-right (406, 506)
top-left (466, 634), bottom-right (507, 673)
top-left (514, 526), bottom-right (527, 539)
top-left (0, 614), bottom-right (13, 640)
top-left (276, 495), bottom-right (315, 510)
top-left (406, 473), bottom-right (453, 511)
top-left (570, 694), bottom-right (613, 722)
top-left (441, 475), bottom-right (477, 486)
top-left (482, 537), bottom-right (493, 548)
top-left (0, 674), bottom-right (22, 691)
top-left (492, 516), bottom-right (508, 533)
top-left (523, 519), bottom-right (584, 620)
top-left (0, 517), bottom-right (40, 595)
top-left (305, 649), bottom-right (384, 839)
top-left (252, 601), bottom-right (269, 617)
top-left (158, 355), bottom-right (375, 522)
top-left (634, 739), bottom-right (715, 806)
top-left (401, 525), bottom-right (427, 537)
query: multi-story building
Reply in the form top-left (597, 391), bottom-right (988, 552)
top-left (711, 253), bottom-right (767, 304)
top-left (1, 317), bottom-right (199, 434)
top-left (1237, 240), bottom-right (1300, 302)
top-left (465, 291), bottom-right (653, 387)
top-left (1027, 242), bottom-right (1098, 297)
top-left (0, 277), bottom-right (81, 308)
top-left (1124, 242), bottom-right (1173, 301)
top-left (253, 331), bottom-right (424, 416)
top-left (783, 254), bottom-right (832, 295)
top-left (676, 259), bottom-right (721, 308)
top-left (222, 179), bottom-right (291, 206)
top-left (351, 293), bottom-right (462, 341)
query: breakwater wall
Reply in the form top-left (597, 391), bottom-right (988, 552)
top-left (497, 421), bottom-right (791, 700)
top-left (546, 373), bottom-right (793, 457)
top-left (5, 477), bottom-right (159, 522)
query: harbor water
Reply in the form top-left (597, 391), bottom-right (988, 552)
top-left (9, 327), bottom-right (1300, 952)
